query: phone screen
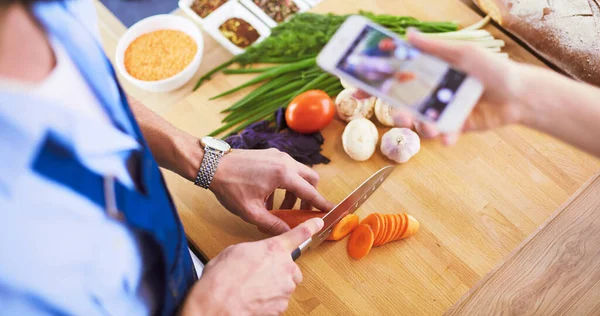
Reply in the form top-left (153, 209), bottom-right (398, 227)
top-left (336, 25), bottom-right (468, 121)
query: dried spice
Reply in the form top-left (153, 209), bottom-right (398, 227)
top-left (219, 18), bottom-right (260, 48)
top-left (190, 0), bottom-right (228, 18)
top-left (253, 0), bottom-right (300, 23)
top-left (124, 30), bottom-right (197, 81)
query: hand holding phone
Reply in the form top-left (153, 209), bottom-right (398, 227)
top-left (317, 16), bottom-right (484, 133)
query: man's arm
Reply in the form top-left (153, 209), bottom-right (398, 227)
top-left (397, 32), bottom-right (600, 158)
top-left (127, 95), bottom-right (202, 181)
top-left (518, 65), bottom-right (600, 158)
top-left (126, 95), bottom-right (334, 235)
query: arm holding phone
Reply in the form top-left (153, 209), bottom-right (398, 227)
top-left (402, 31), bottom-right (600, 158)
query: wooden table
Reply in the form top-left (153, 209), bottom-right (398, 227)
top-left (95, 0), bottom-right (600, 314)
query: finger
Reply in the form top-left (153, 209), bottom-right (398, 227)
top-left (275, 217), bottom-right (324, 251)
top-left (266, 193), bottom-right (274, 210)
top-left (441, 133), bottom-right (460, 146)
top-left (292, 264), bottom-right (303, 285)
top-left (282, 174), bottom-right (334, 212)
top-left (251, 203), bottom-right (291, 235)
top-left (295, 163), bottom-right (319, 186)
top-left (300, 200), bottom-right (312, 210)
top-left (280, 191), bottom-right (298, 209)
top-left (415, 121), bottom-right (440, 138)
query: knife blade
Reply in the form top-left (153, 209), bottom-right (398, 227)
top-left (291, 165), bottom-right (395, 261)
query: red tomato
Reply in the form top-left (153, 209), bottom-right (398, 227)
top-left (378, 38), bottom-right (396, 52)
top-left (285, 90), bottom-right (335, 134)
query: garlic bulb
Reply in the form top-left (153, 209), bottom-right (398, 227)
top-left (335, 88), bottom-right (377, 122)
top-left (342, 118), bottom-right (379, 161)
top-left (380, 128), bottom-right (420, 163)
top-left (374, 98), bottom-right (394, 127)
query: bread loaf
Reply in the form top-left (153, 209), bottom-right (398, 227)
top-left (474, 0), bottom-right (600, 86)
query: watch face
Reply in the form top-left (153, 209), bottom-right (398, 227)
top-left (202, 136), bottom-right (231, 152)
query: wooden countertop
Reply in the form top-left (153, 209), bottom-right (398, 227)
top-left (95, 0), bottom-right (600, 314)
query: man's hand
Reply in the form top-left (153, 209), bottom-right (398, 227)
top-left (388, 30), bottom-right (527, 145)
top-left (180, 218), bottom-right (324, 316)
top-left (210, 149), bottom-right (334, 235)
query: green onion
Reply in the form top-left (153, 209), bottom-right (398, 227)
top-left (209, 57), bottom-right (316, 100)
top-left (223, 66), bottom-right (279, 74)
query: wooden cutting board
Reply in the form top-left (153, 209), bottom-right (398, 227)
top-left (95, 0), bottom-right (600, 314)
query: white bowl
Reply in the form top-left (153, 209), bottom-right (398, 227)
top-left (115, 15), bottom-right (204, 93)
top-left (180, 0), bottom-right (271, 56)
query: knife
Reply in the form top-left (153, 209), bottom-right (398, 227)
top-left (291, 165), bottom-right (395, 261)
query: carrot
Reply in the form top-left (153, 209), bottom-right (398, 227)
top-left (382, 214), bottom-right (396, 245)
top-left (392, 214), bottom-right (403, 241)
top-left (347, 224), bottom-right (374, 260)
top-left (360, 213), bottom-right (382, 243)
top-left (376, 214), bottom-right (388, 246)
top-left (393, 213), bottom-right (406, 241)
top-left (402, 214), bottom-right (420, 238)
top-left (373, 213), bottom-right (387, 246)
top-left (326, 214), bottom-right (359, 241)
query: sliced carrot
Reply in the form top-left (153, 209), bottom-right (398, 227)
top-left (326, 214), bottom-right (360, 241)
top-left (400, 213), bottom-right (414, 239)
top-left (389, 214), bottom-right (398, 242)
top-left (392, 214), bottom-right (404, 241)
top-left (403, 214), bottom-right (420, 238)
top-left (361, 213), bottom-right (382, 244)
top-left (381, 214), bottom-right (396, 246)
top-left (347, 224), bottom-right (374, 260)
top-left (373, 213), bottom-right (388, 246)
top-left (393, 213), bottom-right (405, 241)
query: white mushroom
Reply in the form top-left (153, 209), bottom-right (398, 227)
top-left (342, 118), bottom-right (379, 161)
top-left (374, 98), bottom-right (395, 127)
top-left (380, 128), bottom-right (420, 163)
top-left (335, 88), bottom-right (376, 122)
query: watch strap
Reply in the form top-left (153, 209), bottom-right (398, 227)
top-left (194, 148), bottom-right (223, 189)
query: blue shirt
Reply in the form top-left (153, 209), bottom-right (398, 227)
top-left (0, 1), bottom-right (157, 314)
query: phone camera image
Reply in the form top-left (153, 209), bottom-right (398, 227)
top-left (336, 25), bottom-right (468, 122)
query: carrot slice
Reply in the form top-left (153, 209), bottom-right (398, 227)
top-left (399, 213), bottom-right (413, 239)
top-left (381, 214), bottom-right (396, 245)
top-left (389, 214), bottom-right (398, 242)
top-left (373, 213), bottom-right (387, 246)
top-left (361, 213), bottom-right (382, 244)
top-left (404, 214), bottom-right (420, 238)
top-left (326, 214), bottom-right (360, 241)
top-left (347, 224), bottom-right (375, 260)
top-left (392, 214), bottom-right (404, 241)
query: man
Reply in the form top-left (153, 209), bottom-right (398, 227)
top-left (0, 0), bottom-right (333, 314)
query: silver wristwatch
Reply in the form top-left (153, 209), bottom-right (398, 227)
top-left (194, 136), bottom-right (232, 189)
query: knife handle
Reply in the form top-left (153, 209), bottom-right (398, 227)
top-left (291, 248), bottom-right (301, 261)
top-left (291, 237), bottom-right (312, 261)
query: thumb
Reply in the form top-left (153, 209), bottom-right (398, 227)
top-left (249, 203), bottom-right (291, 236)
top-left (275, 217), bottom-right (324, 252)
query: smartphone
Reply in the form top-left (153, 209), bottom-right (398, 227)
top-left (317, 15), bottom-right (483, 132)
